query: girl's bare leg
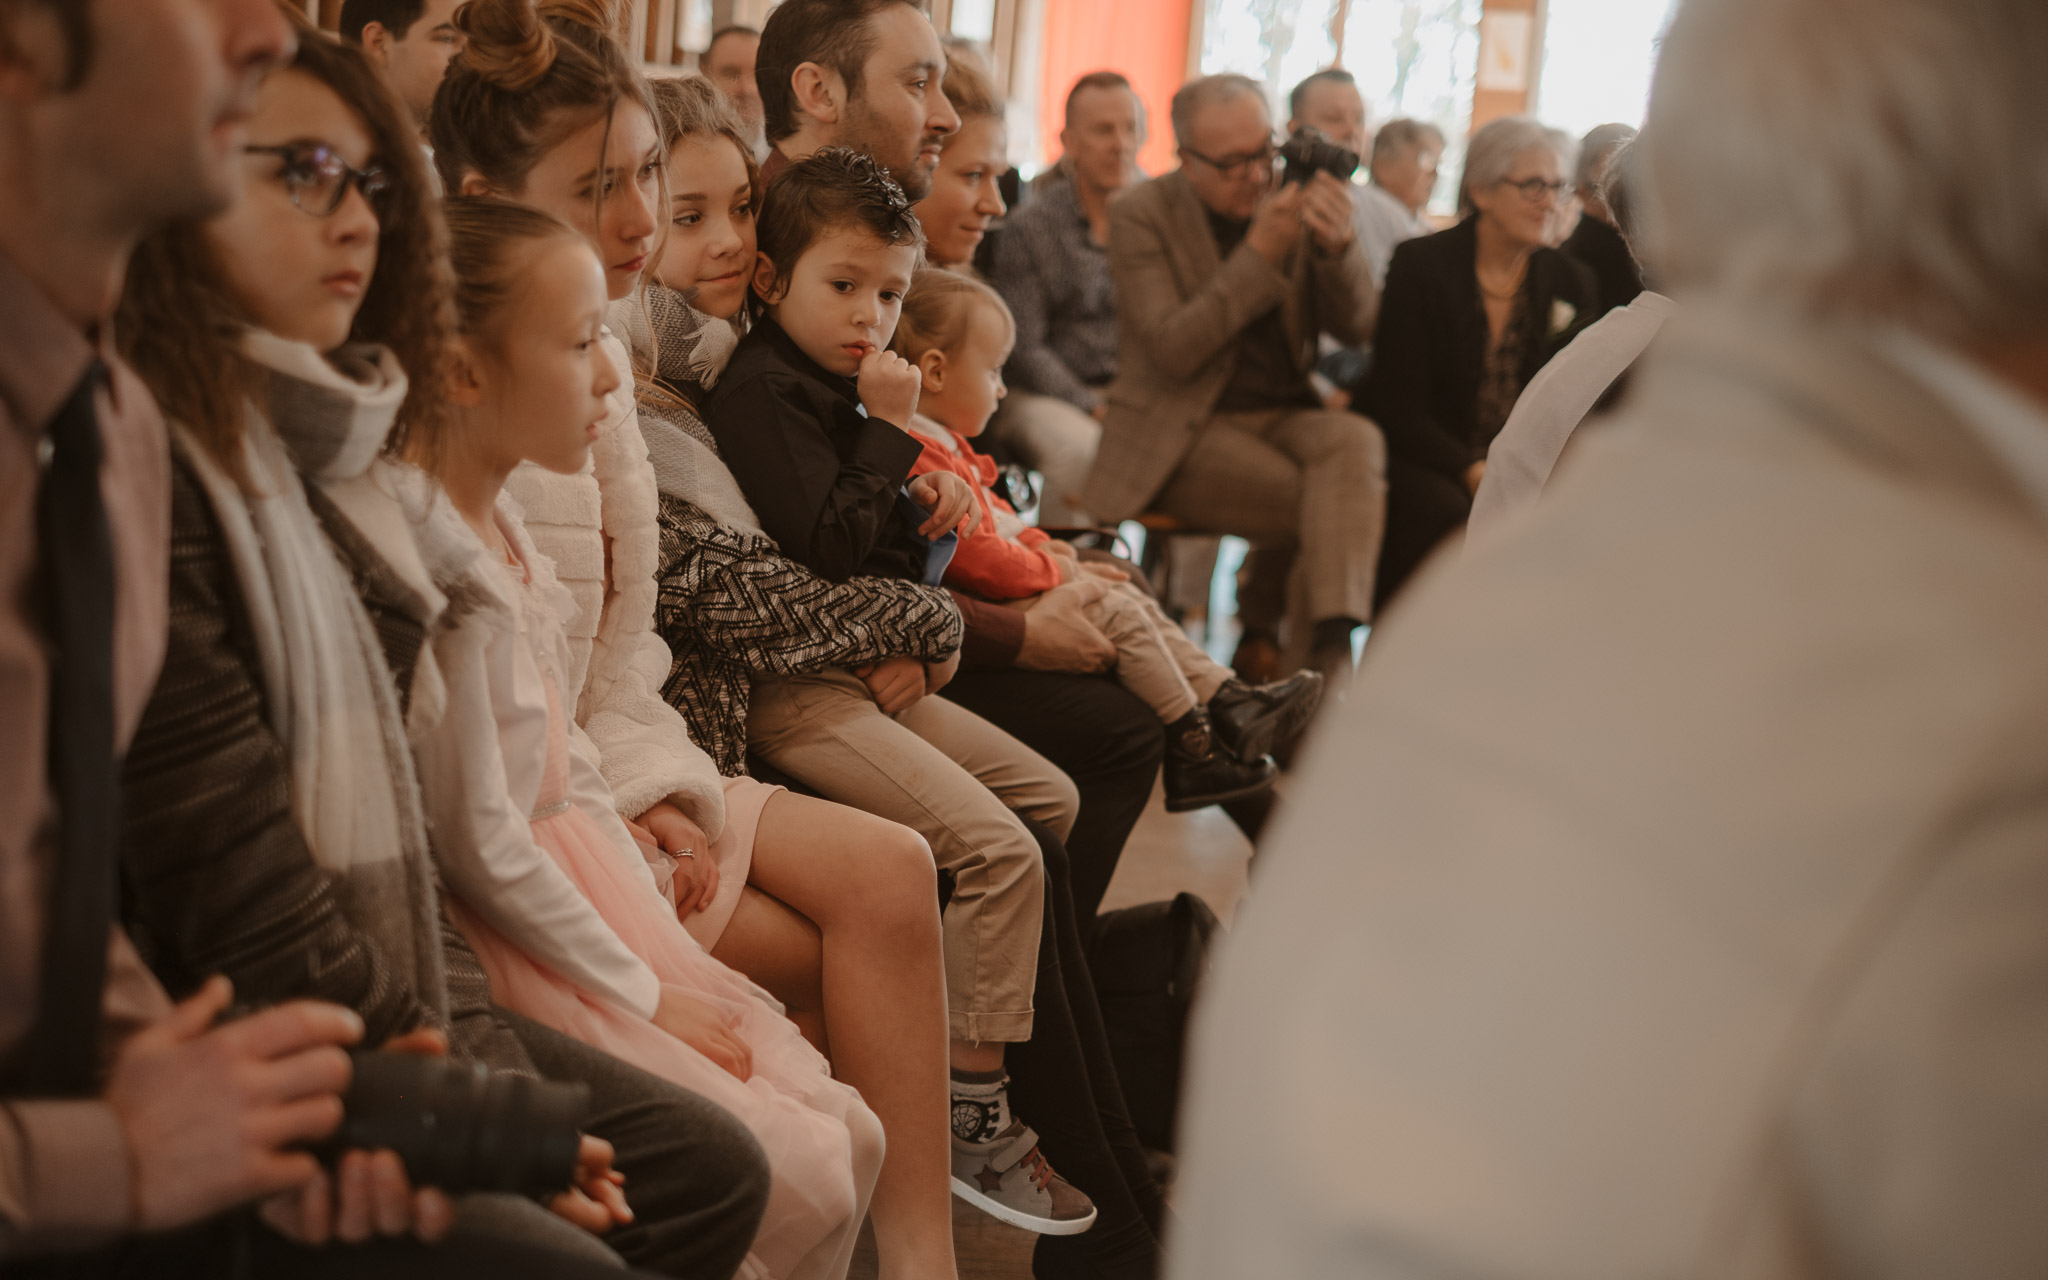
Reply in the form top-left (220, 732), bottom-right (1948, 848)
top-left (711, 792), bottom-right (957, 1280)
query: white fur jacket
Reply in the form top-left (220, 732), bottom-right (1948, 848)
top-left (502, 323), bottom-right (728, 839)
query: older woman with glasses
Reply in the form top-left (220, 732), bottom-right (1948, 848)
top-left (1362, 115), bottom-right (1596, 607)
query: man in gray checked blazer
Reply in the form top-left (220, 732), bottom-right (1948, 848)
top-left (1085, 73), bottom-right (1386, 678)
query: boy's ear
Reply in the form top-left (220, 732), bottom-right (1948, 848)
top-left (443, 335), bottom-right (488, 407)
top-left (457, 172), bottom-right (495, 198)
top-left (751, 251), bottom-right (785, 305)
top-left (917, 348), bottom-right (947, 394)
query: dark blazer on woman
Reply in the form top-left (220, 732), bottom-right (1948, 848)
top-left (1366, 215), bottom-right (1598, 482)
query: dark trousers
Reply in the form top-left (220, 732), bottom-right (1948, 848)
top-left (0, 1216), bottom-right (658, 1280)
top-left (1007, 817), bottom-right (1167, 1280)
top-left (939, 671), bottom-right (1163, 924)
top-left (3, 1017), bottom-right (772, 1280)
top-left (1376, 459), bottom-right (1471, 613)
top-left (500, 1010), bottom-right (771, 1280)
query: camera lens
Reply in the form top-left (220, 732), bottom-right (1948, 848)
top-left (332, 1051), bottom-right (589, 1197)
top-left (1280, 127), bottom-right (1361, 186)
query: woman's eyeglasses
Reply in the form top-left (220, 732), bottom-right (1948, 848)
top-left (1500, 176), bottom-right (1571, 203)
top-left (244, 143), bottom-right (390, 217)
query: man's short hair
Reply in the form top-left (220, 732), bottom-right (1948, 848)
top-left (756, 0), bottom-right (927, 145)
top-left (1370, 117), bottom-right (1445, 166)
top-left (338, 0), bottom-right (427, 44)
top-left (703, 23), bottom-right (757, 61)
top-left (1169, 73), bottom-right (1264, 148)
top-left (1648, 0), bottom-right (2048, 341)
top-left (1063, 70), bottom-right (1132, 123)
top-left (1287, 68), bottom-right (1355, 122)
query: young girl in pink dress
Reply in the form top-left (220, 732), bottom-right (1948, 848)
top-left (410, 195), bottom-right (881, 1280)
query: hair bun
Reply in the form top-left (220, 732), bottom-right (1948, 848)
top-left (454, 0), bottom-right (559, 92)
top-left (811, 146), bottom-right (911, 213)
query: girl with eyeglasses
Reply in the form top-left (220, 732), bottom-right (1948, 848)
top-left (107, 25), bottom-right (713, 1275)
top-left (1361, 114), bottom-right (1598, 609)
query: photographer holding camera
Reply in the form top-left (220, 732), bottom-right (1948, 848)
top-left (1083, 74), bottom-right (1386, 684)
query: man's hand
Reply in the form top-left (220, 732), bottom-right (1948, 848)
top-left (857, 347), bottom-right (922, 426)
top-left (1300, 171), bottom-right (1356, 254)
top-left (1016, 579), bottom-right (1117, 673)
top-left (106, 975), bottom-right (363, 1233)
top-left (1078, 559), bottom-right (1130, 584)
top-left (906, 470), bottom-right (983, 538)
top-left (855, 655), bottom-right (930, 714)
top-left (654, 986), bottom-right (752, 1081)
top-left (259, 1148), bottom-right (457, 1246)
top-left (547, 1135), bottom-right (633, 1235)
top-left (257, 1025), bottom-right (454, 1247)
top-left (1245, 181), bottom-right (1308, 267)
top-left (924, 648), bottom-right (962, 696)
top-left (636, 801), bottom-right (719, 918)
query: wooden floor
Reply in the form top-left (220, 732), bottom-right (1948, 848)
top-left (847, 779), bottom-right (1260, 1278)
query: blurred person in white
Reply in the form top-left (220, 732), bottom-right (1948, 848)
top-left (699, 24), bottom-right (765, 159)
top-left (1467, 138), bottom-right (1675, 546)
top-left (986, 71), bottom-right (1146, 527)
top-left (1356, 117), bottom-right (1443, 287)
top-left (1174, 0), bottom-right (2048, 1276)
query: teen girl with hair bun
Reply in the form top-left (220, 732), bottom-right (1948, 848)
top-left (431, 5), bottom-right (964, 1278)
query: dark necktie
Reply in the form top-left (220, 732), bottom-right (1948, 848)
top-left (3, 362), bottom-right (118, 1095)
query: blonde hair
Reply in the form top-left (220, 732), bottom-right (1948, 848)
top-left (891, 267), bottom-right (1014, 363)
top-left (940, 38), bottom-right (1002, 122)
top-left (650, 75), bottom-right (762, 205)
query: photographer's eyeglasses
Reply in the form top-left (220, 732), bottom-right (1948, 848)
top-left (1501, 176), bottom-right (1571, 203)
top-left (244, 143), bottom-right (390, 217)
top-left (1181, 140), bottom-right (1280, 179)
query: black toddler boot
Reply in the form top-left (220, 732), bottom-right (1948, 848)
top-left (1208, 670), bottom-right (1326, 763)
top-left (1162, 707), bottom-right (1277, 813)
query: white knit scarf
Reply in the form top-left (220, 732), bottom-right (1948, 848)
top-left (176, 330), bottom-right (447, 1017)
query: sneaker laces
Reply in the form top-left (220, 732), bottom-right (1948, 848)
top-left (1021, 1144), bottom-right (1054, 1193)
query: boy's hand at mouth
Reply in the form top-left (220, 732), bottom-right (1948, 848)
top-left (856, 346), bottom-right (922, 427)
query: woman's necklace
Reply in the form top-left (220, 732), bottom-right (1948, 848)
top-left (1478, 260), bottom-right (1528, 302)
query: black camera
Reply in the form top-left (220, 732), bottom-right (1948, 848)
top-left (1279, 126), bottom-right (1360, 187)
top-left (321, 1051), bottom-right (590, 1197)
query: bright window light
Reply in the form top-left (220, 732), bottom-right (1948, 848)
top-left (1534, 0), bottom-right (1681, 138)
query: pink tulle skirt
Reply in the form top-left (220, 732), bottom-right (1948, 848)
top-left (452, 791), bottom-right (881, 1280)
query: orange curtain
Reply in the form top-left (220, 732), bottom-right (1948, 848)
top-left (1037, 0), bottom-right (1192, 178)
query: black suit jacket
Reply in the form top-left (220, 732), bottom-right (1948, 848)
top-left (1365, 216), bottom-right (1597, 481)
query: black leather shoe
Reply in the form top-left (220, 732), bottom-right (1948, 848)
top-left (1208, 670), bottom-right (1325, 764)
top-left (1162, 708), bottom-right (1278, 813)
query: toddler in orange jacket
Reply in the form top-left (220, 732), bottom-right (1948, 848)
top-left (892, 269), bottom-right (1326, 810)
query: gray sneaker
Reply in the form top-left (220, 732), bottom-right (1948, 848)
top-left (949, 1119), bottom-right (1098, 1236)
